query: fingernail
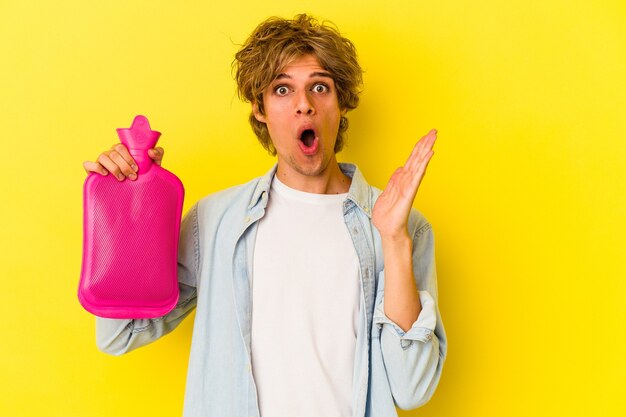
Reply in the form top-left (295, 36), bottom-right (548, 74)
top-left (117, 174), bottom-right (124, 181)
top-left (131, 164), bottom-right (138, 171)
top-left (129, 173), bottom-right (137, 180)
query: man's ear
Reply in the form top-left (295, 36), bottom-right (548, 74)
top-left (252, 102), bottom-right (266, 123)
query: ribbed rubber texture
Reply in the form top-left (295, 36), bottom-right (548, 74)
top-left (78, 166), bottom-right (184, 319)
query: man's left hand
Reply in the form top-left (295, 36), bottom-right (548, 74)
top-left (372, 129), bottom-right (437, 240)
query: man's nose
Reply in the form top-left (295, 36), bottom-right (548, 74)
top-left (295, 91), bottom-right (315, 115)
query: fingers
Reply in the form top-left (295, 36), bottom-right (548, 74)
top-left (405, 129), bottom-right (437, 172)
top-left (420, 149), bottom-right (435, 175)
top-left (83, 160), bottom-right (109, 176)
top-left (85, 143), bottom-right (136, 182)
top-left (148, 147), bottom-right (164, 166)
top-left (84, 143), bottom-right (166, 181)
top-left (385, 167), bottom-right (403, 190)
top-left (109, 143), bottom-right (138, 172)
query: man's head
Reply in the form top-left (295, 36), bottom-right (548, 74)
top-left (234, 14), bottom-right (363, 155)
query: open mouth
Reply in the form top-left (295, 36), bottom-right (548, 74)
top-left (297, 126), bottom-right (319, 155)
top-left (299, 129), bottom-right (316, 148)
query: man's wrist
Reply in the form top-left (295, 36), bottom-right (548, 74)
top-left (380, 230), bottom-right (412, 248)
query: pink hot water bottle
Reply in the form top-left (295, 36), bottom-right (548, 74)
top-left (78, 115), bottom-right (184, 318)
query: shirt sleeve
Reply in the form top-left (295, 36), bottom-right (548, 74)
top-left (95, 203), bottom-right (200, 356)
top-left (371, 221), bottom-right (447, 410)
top-left (373, 290), bottom-right (437, 348)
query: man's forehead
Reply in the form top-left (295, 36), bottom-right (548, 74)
top-left (274, 71), bottom-right (333, 81)
top-left (273, 55), bottom-right (333, 80)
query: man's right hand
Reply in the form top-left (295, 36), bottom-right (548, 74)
top-left (82, 143), bottom-right (164, 181)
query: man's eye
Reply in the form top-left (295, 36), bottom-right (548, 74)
top-left (312, 84), bottom-right (328, 93)
top-left (275, 86), bottom-right (289, 96)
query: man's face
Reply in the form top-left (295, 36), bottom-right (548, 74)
top-left (254, 54), bottom-right (344, 179)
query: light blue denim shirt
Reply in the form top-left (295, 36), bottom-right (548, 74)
top-left (96, 163), bottom-right (447, 417)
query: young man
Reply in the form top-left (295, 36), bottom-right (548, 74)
top-left (86, 14), bottom-right (446, 417)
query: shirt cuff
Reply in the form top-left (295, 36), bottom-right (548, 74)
top-left (373, 290), bottom-right (437, 344)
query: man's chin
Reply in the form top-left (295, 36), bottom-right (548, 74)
top-left (282, 154), bottom-right (334, 178)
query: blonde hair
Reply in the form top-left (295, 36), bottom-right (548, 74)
top-left (233, 14), bottom-right (363, 155)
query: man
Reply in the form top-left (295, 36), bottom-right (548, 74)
top-left (85, 14), bottom-right (446, 417)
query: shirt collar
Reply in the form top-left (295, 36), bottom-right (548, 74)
top-left (247, 162), bottom-right (373, 218)
top-left (247, 164), bottom-right (276, 210)
top-left (342, 163), bottom-right (373, 218)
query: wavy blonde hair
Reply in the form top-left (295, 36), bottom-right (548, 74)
top-left (233, 14), bottom-right (363, 155)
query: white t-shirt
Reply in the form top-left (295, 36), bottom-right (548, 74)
top-left (251, 176), bottom-right (361, 417)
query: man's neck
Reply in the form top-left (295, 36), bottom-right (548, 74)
top-left (274, 159), bottom-right (352, 195)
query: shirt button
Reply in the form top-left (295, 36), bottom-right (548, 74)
top-left (245, 216), bottom-right (251, 223)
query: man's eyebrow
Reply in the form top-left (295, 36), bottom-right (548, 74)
top-left (310, 71), bottom-right (333, 79)
top-left (273, 71), bottom-right (334, 81)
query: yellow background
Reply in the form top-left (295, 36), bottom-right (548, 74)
top-left (1, 0), bottom-right (624, 416)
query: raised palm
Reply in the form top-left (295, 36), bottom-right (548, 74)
top-left (372, 129), bottom-right (438, 239)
